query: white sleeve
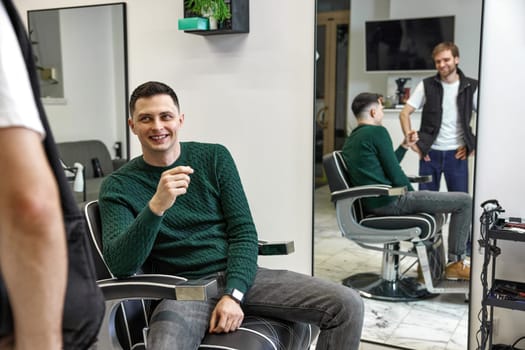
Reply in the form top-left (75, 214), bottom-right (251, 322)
top-left (0, 3), bottom-right (45, 138)
top-left (406, 81), bottom-right (425, 110)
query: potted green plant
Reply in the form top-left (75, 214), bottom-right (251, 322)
top-left (185, 0), bottom-right (231, 30)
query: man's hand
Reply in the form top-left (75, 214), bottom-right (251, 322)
top-left (209, 296), bottom-right (244, 333)
top-left (455, 146), bottom-right (470, 160)
top-left (402, 131), bottom-right (431, 160)
top-left (409, 143), bottom-right (431, 162)
top-left (149, 166), bottom-right (193, 216)
top-left (402, 130), bottom-right (419, 148)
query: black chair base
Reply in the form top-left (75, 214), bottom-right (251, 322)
top-left (342, 273), bottom-right (437, 302)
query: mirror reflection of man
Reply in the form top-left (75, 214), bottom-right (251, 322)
top-left (344, 92), bottom-right (472, 281)
top-left (399, 42), bottom-right (478, 193)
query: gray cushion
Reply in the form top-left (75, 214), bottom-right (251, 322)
top-left (57, 140), bottom-right (114, 180)
top-left (58, 140), bottom-right (126, 204)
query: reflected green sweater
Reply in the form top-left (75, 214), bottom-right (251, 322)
top-left (342, 124), bottom-right (413, 211)
top-left (99, 142), bottom-right (258, 294)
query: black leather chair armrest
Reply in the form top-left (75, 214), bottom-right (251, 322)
top-left (407, 175), bottom-right (432, 183)
top-left (331, 185), bottom-right (407, 202)
top-left (97, 274), bottom-right (218, 301)
top-left (258, 240), bottom-right (295, 255)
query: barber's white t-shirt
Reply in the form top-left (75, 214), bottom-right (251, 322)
top-left (408, 79), bottom-right (477, 151)
top-left (0, 3), bottom-right (45, 137)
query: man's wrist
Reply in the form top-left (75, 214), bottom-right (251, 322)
top-left (148, 200), bottom-right (164, 216)
top-left (223, 288), bottom-right (244, 304)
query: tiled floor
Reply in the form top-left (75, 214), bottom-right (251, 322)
top-left (313, 185), bottom-right (469, 350)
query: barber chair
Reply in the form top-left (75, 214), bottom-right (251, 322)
top-left (83, 200), bottom-right (319, 349)
top-left (322, 151), bottom-right (469, 301)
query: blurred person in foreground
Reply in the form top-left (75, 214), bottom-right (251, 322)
top-left (0, 0), bottom-right (104, 348)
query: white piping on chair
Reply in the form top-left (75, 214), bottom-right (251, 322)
top-left (141, 299), bottom-right (149, 327)
top-left (306, 324), bottom-right (312, 348)
top-left (84, 200), bottom-right (115, 278)
top-left (361, 214), bottom-right (436, 241)
top-left (334, 151), bottom-right (351, 189)
top-left (199, 327), bottom-right (278, 350)
top-left (120, 302), bottom-right (133, 350)
top-left (237, 327), bottom-right (278, 350)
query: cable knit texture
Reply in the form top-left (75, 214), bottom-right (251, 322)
top-left (342, 124), bottom-right (414, 211)
top-left (99, 142), bottom-right (259, 293)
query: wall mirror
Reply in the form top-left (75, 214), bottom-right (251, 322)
top-left (28, 3), bottom-right (129, 160)
top-left (313, 0), bottom-right (483, 348)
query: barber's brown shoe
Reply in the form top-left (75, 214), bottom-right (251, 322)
top-left (445, 260), bottom-right (470, 280)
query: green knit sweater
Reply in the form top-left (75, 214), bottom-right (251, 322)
top-left (99, 142), bottom-right (259, 294)
top-left (342, 124), bottom-right (413, 211)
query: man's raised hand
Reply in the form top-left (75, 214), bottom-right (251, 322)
top-left (149, 166), bottom-right (194, 216)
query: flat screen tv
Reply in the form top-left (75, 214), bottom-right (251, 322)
top-left (365, 16), bottom-right (455, 72)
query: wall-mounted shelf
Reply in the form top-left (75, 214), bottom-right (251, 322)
top-left (183, 0), bottom-right (249, 35)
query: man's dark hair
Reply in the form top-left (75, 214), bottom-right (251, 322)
top-left (129, 81), bottom-right (180, 116)
top-left (351, 92), bottom-right (382, 117)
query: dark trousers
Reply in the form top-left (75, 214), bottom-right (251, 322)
top-left (418, 149), bottom-right (468, 192)
top-left (148, 268), bottom-right (364, 350)
top-left (418, 148), bottom-right (471, 255)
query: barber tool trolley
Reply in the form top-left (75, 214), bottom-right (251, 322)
top-left (478, 200), bottom-right (525, 349)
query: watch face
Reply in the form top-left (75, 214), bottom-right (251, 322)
top-left (232, 289), bottom-right (244, 301)
top-left (226, 288), bottom-right (244, 303)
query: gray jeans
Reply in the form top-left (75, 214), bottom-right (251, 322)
top-left (148, 268), bottom-right (364, 350)
top-left (367, 190), bottom-right (472, 261)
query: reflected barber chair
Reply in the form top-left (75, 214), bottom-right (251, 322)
top-left (83, 200), bottom-right (319, 349)
top-left (322, 151), bottom-right (469, 301)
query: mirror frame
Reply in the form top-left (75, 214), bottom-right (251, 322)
top-left (27, 2), bottom-right (130, 160)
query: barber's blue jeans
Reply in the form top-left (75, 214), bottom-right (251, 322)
top-left (418, 149), bottom-right (472, 255)
top-left (368, 190), bottom-right (472, 262)
top-left (419, 149), bottom-right (468, 192)
top-left (147, 268), bottom-right (364, 350)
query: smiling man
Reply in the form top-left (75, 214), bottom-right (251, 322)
top-left (399, 42), bottom-right (478, 193)
top-left (98, 81), bottom-right (364, 350)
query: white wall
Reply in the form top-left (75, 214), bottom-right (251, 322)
top-left (470, 0), bottom-right (525, 347)
top-left (15, 0), bottom-right (316, 274)
top-left (347, 0), bottom-right (389, 124)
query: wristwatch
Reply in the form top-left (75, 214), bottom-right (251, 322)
top-left (224, 288), bottom-right (244, 304)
